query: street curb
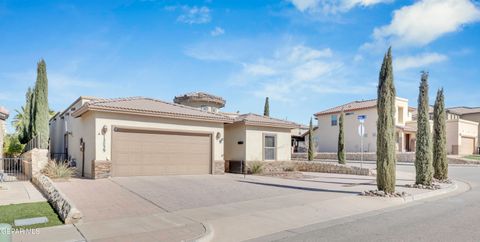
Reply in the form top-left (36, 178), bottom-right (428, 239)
top-left (193, 222), bottom-right (214, 242)
top-left (402, 181), bottom-right (458, 203)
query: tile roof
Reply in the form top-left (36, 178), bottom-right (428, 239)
top-left (0, 106), bottom-right (9, 120)
top-left (447, 106), bottom-right (480, 115)
top-left (233, 113), bottom-right (298, 129)
top-left (72, 97), bottom-right (233, 123)
top-left (314, 99), bottom-right (377, 116)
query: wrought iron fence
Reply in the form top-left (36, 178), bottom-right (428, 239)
top-left (23, 135), bottom-right (49, 153)
top-left (0, 158), bottom-right (29, 182)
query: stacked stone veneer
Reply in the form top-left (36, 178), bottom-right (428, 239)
top-left (213, 160), bottom-right (225, 175)
top-left (32, 174), bottom-right (82, 224)
top-left (247, 160), bottom-right (373, 176)
top-left (92, 160), bottom-right (112, 179)
top-left (292, 152), bottom-right (416, 163)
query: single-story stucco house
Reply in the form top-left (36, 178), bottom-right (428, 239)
top-left (49, 93), bottom-right (297, 178)
top-left (312, 97), bottom-right (478, 155)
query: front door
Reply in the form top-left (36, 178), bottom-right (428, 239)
top-left (405, 134), bottom-right (411, 152)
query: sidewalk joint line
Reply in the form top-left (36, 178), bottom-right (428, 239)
top-left (73, 224), bottom-right (88, 242)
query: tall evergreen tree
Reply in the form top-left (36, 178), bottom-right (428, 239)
top-left (308, 117), bottom-right (315, 161)
top-left (415, 72), bottom-right (434, 185)
top-left (433, 88), bottom-right (448, 180)
top-left (18, 88), bottom-right (33, 144)
top-left (32, 59), bottom-right (49, 149)
top-left (337, 110), bottom-right (346, 164)
top-left (376, 47), bottom-right (397, 194)
top-left (263, 97), bottom-right (270, 117)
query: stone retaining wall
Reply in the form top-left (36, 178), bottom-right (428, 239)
top-left (247, 160), bottom-right (373, 176)
top-left (32, 174), bottom-right (82, 224)
top-left (292, 152), bottom-right (416, 162)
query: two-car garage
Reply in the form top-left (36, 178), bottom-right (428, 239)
top-left (111, 127), bottom-right (213, 177)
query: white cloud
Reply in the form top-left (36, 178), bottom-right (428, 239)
top-left (243, 63), bottom-right (277, 76)
top-left (177, 6), bottom-right (211, 24)
top-left (210, 27), bottom-right (225, 36)
top-left (395, 52), bottom-right (448, 71)
top-left (229, 45), bottom-right (366, 102)
top-left (371, 0), bottom-right (480, 47)
top-left (288, 0), bottom-right (392, 14)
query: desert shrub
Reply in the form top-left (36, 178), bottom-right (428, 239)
top-left (248, 161), bottom-right (264, 174)
top-left (42, 160), bottom-right (75, 180)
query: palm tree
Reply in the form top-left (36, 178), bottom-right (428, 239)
top-left (12, 106), bottom-right (26, 133)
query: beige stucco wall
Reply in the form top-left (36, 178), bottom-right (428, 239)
top-left (224, 123), bottom-right (246, 161)
top-left (446, 119), bottom-right (478, 154)
top-left (245, 125), bottom-right (291, 161)
top-left (224, 123), bottom-right (292, 162)
top-left (314, 97), bottom-right (414, 153)
top-left (93, 111), bottom-right (225, 164)
top-left (0, 119), bottom-right (5, 159)
top-left (315, 107), bottom-right (379, 152)
top-left (459, 113), bottom-right (480, 149)
top-left (49, 99), bottom-right (96, 177)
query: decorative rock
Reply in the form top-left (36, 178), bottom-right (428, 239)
top-left (359, 189), bottom-right (408, 198)
top-left (32, 174), bottom-right (82, 224)
top-left (405, 183), bottom-right (442, 190)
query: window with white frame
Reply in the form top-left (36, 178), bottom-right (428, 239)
top-left (264, 134), bottom-right (276, 160)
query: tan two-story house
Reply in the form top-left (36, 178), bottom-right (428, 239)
top-left (313, 97), bottom-right (478, 155)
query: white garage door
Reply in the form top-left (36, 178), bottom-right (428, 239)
top-left (111, 127), bottom-right (212, 177)
top-left (460, 137), bottom-right (475, 155)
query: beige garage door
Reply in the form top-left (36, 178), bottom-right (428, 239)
top-left (460, 137), bottom-right (475, 155)
top-left (112, 127), bottom-right (212, 176)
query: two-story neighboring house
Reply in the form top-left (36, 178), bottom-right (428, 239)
top-left (447, 107), bottom-right (480, 154)
top-left (313, 98), bottom-right (479, 155)
top-left (313, 97), bottom-right (413, 153)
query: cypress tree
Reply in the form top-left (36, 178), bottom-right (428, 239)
top-left (433, 88), bottom-right (448, 180)
top-left (32, 59), bottom-right (49, 149)
top-left (415, 72), bottom-right (434, 185)
top-left (308, 117), bottom-right (315, 161)
top-left (376, 47), bottom-right (396, 194)
top-left (19, 88), bottom-right (33, 144)
top-left (264, 97), bottom-right (270, 117)
top-left (338, 110), bottom-right (346, 164)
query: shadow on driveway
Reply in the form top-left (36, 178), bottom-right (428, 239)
top-left (237, 180), bottom-right (360, 194)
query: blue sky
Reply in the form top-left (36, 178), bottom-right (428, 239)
top-left (0, 0), bottom-right (479, 132)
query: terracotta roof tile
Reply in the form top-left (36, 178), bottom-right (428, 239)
top-left (233, 113), bottom-right (298, 129)
top-left (315, 99), bottom-right (377, 116)
top-left (447, 106), bottom-right (480, 115)
top-left (72, 97), bottom-right (233, 123)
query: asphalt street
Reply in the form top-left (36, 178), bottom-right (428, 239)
top-left (259, 164), bottom-right (480, 242)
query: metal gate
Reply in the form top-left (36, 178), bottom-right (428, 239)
top-left (0, 158), bottom-right (29, 182)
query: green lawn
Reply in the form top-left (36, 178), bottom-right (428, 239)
top-left (464, 155), bottom-right (480, 161)
top-left (0, 202), bottom-right (63, 229)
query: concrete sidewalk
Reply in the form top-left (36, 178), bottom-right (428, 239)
top-left (0, 181), bottom-right (46, 206)
top-left (177, 172), bottom-right (458, 242)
